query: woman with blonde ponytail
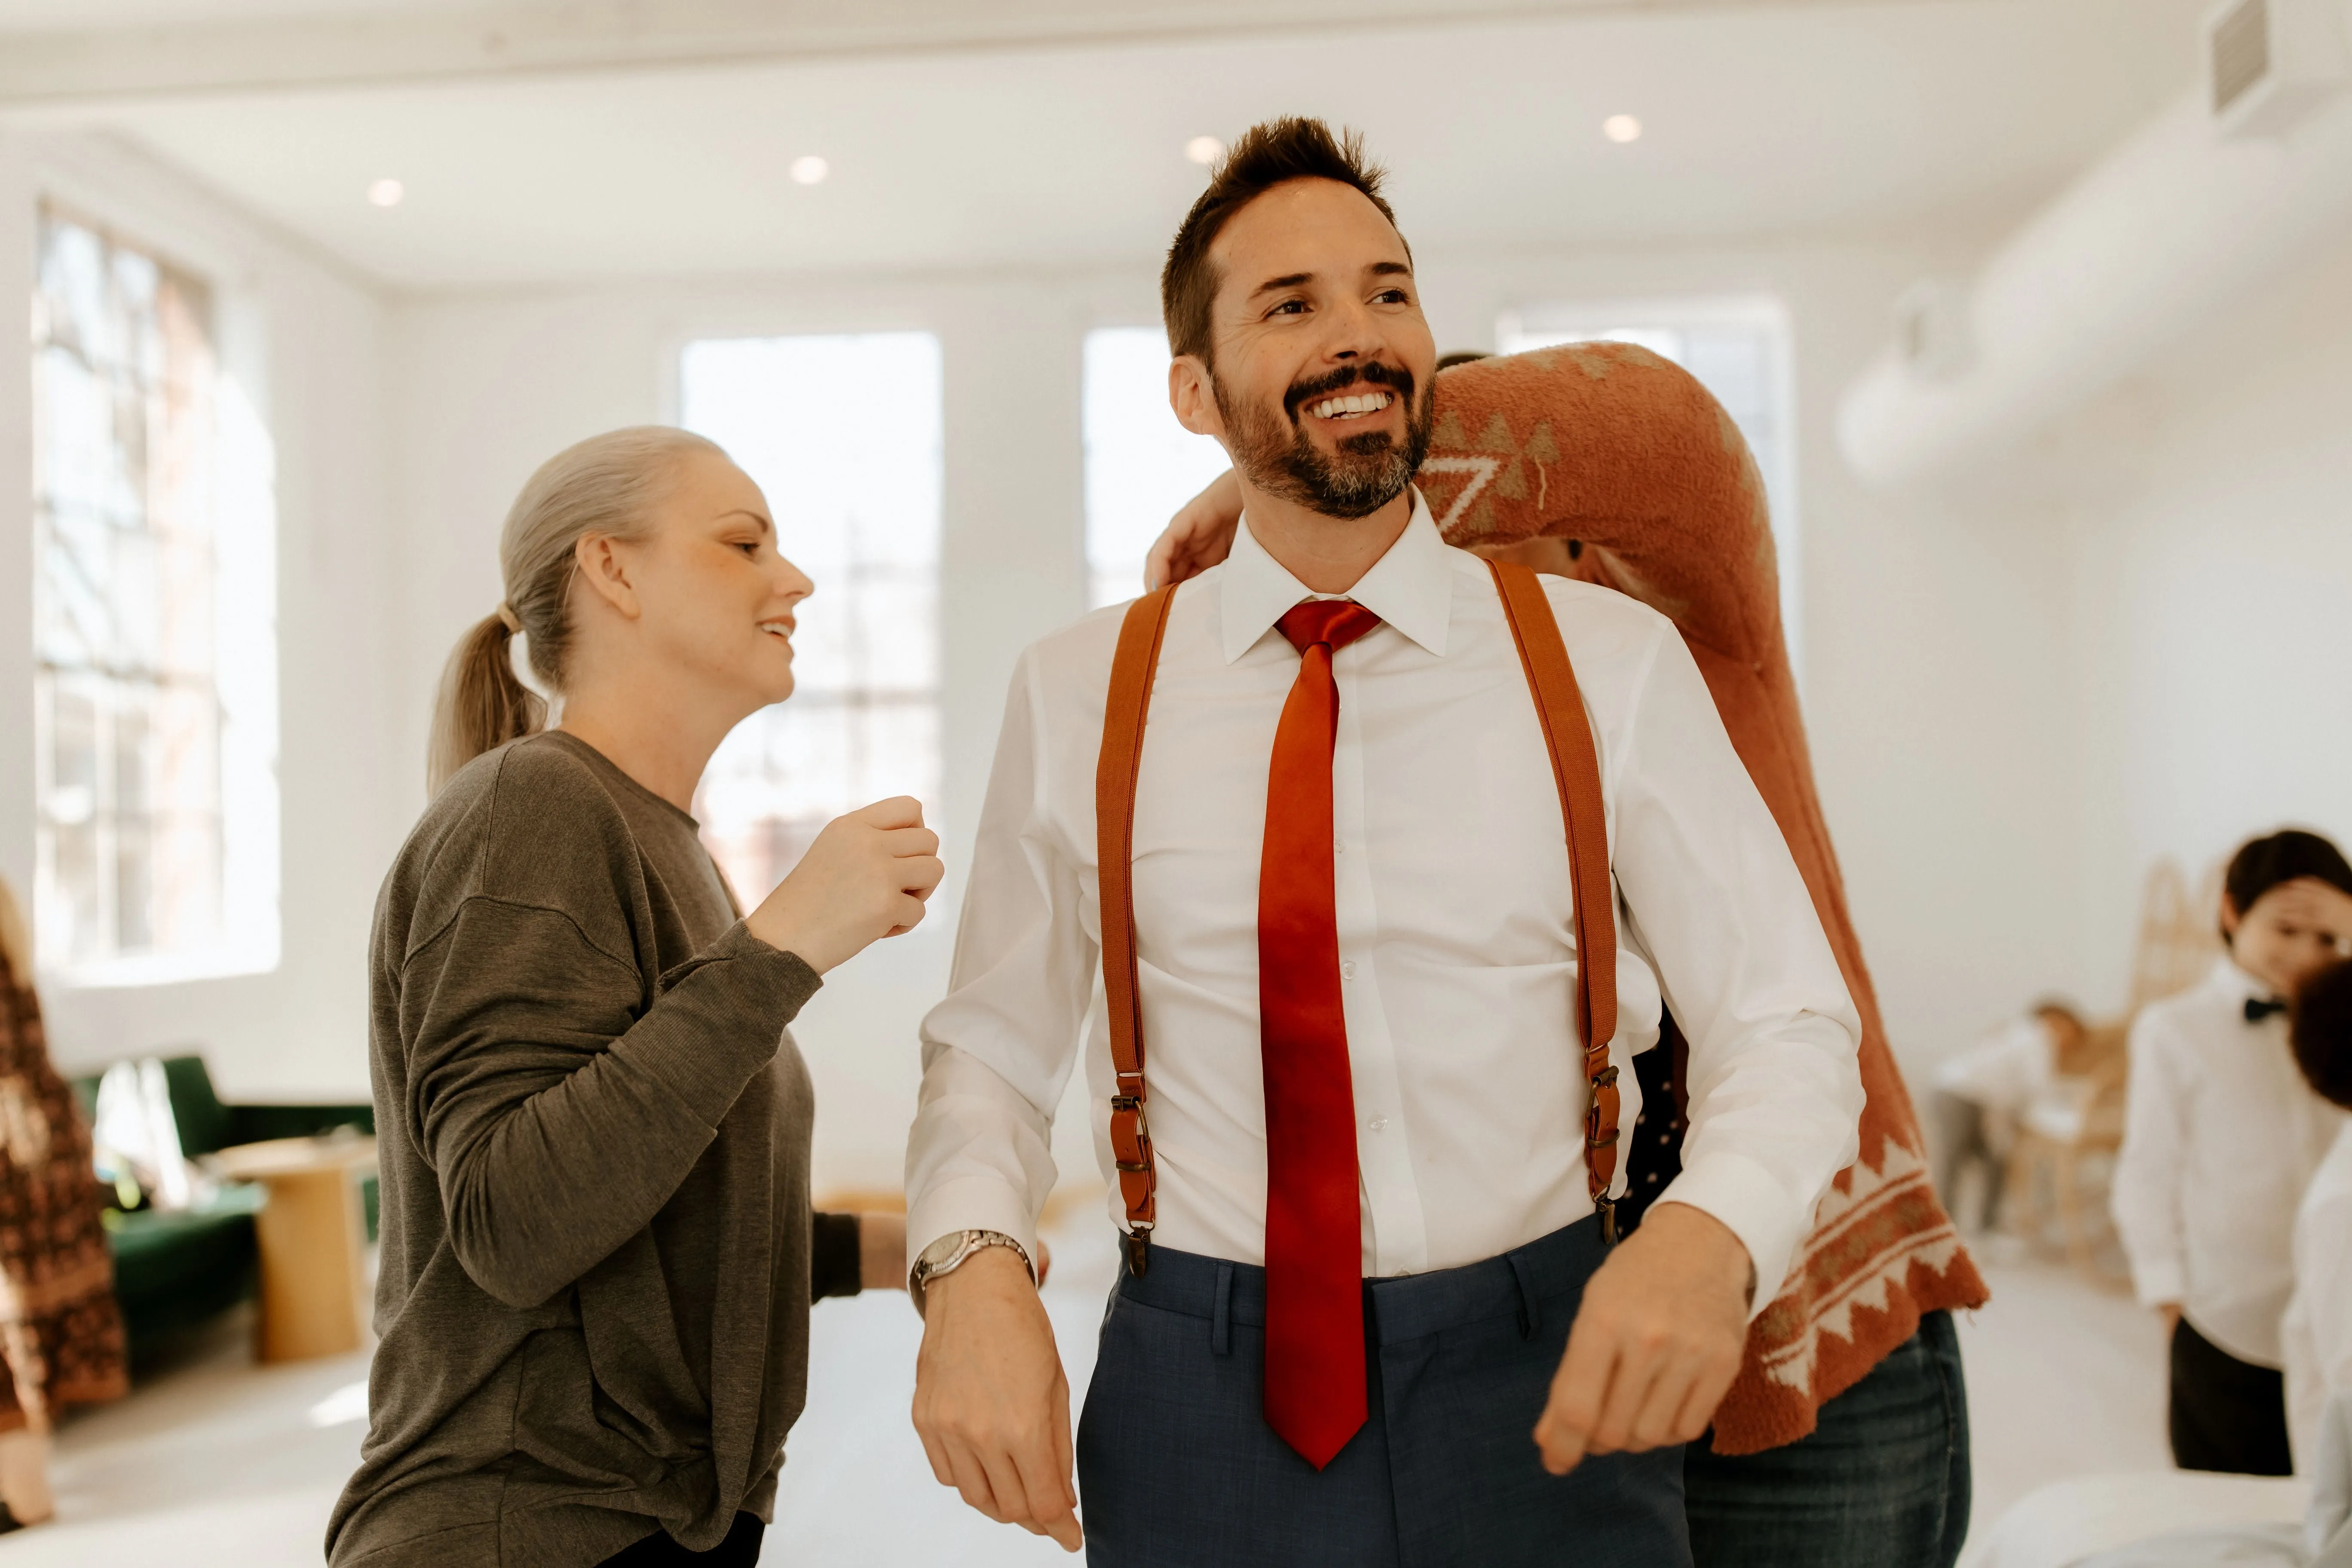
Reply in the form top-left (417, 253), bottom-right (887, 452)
top-left (332, 427), bottom-right (942, 1568)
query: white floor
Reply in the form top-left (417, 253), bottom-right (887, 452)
top-left (9, 1222), bottom-right (2186, 1565)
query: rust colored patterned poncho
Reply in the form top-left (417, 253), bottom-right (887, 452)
top-left (1423, 344), bottom-right (1988, 1454)
top-left (0, 939), bottom-right (128, 1428)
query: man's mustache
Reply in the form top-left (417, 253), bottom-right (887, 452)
top-left (1282, 361), bottom-right (1416, 424)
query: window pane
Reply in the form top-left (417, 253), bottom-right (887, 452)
top-left (1083, 326), bottom-right (1232, 609)
top-left (680, 332), bottom-right (944, 903)
top-left (31, 205), bottom-right (243, 976)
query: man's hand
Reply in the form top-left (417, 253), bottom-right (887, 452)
top-left (912, 1247), bottom-right (1082, 1552)
top-left (1144, 469), bottom-right (1242, 590)
top-left (1534, 1202), bottom-right (1753, 1475)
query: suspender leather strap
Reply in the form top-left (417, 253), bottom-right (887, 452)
top-left (1488, 560), bottom-right (1623, 1241)
top-left (1093, 564), bottom-right (1624, 1271)
top-left (1099, 584), bottom-right (1177, 1274)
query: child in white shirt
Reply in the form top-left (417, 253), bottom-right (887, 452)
top-left (2113, 829), bottom-right (2352, 1475)
top-left (1932, 1000), bottom-right (2086, 1231)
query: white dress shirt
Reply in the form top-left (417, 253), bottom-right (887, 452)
top-left (906, 496), bottom-right (1864, 1310)
top-left (2113, 957), bottom-right (2344, 1366)
top-left (1934, 1016), bottom-right (2057, 1120)
top-left (2287, 1121), bottom-right (2352, 1471)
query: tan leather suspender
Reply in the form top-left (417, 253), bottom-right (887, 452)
top-left (1099, 583), bottom-right (1178, 1277)
top-left (1490, 559), bottom-right (1623, 1240)
top-left (1094, 560), bottom-right (1622, 1277)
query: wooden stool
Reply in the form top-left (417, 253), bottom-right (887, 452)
top-left (209, 1134), bottom-right (379, 1362)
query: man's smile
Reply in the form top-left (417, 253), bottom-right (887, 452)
top-left (1305, 389), bottom-right (1396, 422)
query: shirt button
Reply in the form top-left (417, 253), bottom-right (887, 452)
top-left (1341, 961), bottom-right (1356, 980)
top-left (1335, 838), bottom-right (1346, 854)
top-left (1370, 1115), bottom-right (1390, 1133)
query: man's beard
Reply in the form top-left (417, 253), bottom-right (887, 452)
top-left (1214, 361), bottom-right (1434, 521)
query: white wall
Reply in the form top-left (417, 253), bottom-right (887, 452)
top-left (387, 223), bottom-right (2092, 1188)
top-left (2055, 224), bottom-right (2352, 1005)
top-left (0, 132), bottom-right (404, 1099)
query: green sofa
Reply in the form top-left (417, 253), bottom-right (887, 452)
top-left (70, 1055), bottom-right (375, 1359)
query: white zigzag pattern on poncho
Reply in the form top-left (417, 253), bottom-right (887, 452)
top-left (1754, 1133), bottom-right (1969, 1395)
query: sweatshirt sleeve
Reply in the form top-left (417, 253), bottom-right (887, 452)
top-left (2111, 1011), bottom-right (2191, 1308)
top-left (399, 904), bottom-right (821, 1309)
top-left (809, 1211), bottom-right (864, 1300)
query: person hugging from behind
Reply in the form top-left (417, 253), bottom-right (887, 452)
top-left (1930, 998), bottom-right (2089, 1234)
top-left (2113, 830), bottom-right (2352, 1476)
top-left (2285, 957), bottom-right (2352, 1473)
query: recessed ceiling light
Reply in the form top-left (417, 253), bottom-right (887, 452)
top-left (790, 155), bottom-right (830, 186)
top-left (1185, 135), bottom-right (1225, 166)
top-left (367, 178), bottom-right (404, 208)
top-left (1602, 114), bottom-right (1643, 144)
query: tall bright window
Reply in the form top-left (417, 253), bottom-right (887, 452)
top-left (680, 333), bottom-right (943, 903)
top-left (1498, 299), bottom-right (1802, 671)
top-left (1083, 326), bottom-right (1231, 608)
top-left (32, 203), bottom-right (279, 982)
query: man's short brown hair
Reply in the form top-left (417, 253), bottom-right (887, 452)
top-left (1159, 116), bottom-right (1408, 368)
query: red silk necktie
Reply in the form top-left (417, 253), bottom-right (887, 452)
top-left (1259, 599), bottom-right (1382, 1470)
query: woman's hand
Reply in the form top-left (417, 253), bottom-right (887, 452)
top-left (1143, 469), bottom-right (1243, 590)
top-left (747, 796), bottom-right (944, 973)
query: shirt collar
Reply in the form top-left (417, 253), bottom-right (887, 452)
top-left (2207, 955), bottom-right (2276, 1005)
top-left (1217, 489), bottom-right (1455, 665)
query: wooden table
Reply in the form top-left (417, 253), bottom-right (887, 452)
top-left (208, 1133), bottom-right (379, 1362)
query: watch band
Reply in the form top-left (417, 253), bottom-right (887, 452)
top-left (909, 1229), bottom-right (1034, 1311)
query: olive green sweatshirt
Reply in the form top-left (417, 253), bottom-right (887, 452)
top-left (329, 732), bottom-right (833, 1567)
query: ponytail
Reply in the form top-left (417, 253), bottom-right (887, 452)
top-left (425, 425), bottom-right (726, 793)
top-left (426, 612), bottom-right (547, 793)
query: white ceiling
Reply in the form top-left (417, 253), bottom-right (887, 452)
top-left (0, 0), bottom-right (471, 31)
top-left (0, 0), bottom-right (1987, 39)
top-left (14, 0), bottom-right (2206, 291)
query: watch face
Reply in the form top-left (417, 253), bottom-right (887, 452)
top-left (917, 1232), bottom-right (969, 1273)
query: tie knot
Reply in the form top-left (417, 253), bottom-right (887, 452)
top-left (1277, 600), bottom-right (1382, 656)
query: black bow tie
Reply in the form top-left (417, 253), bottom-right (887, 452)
top-left (2246, 997), bottom-right (2288, 1024)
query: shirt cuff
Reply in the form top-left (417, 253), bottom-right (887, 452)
top-left (1652, 1148), bottom-right (1805, 1320)
top-left (810, 1211), bottom-right (862, 1300)
top-left (904, 1175), bottom-right (1041, 1292)
top-left (2131, 1259), bottom-right (2187, 1309)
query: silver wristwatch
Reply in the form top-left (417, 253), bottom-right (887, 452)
top-left (909, 1228), bottom-right (1035, 1308)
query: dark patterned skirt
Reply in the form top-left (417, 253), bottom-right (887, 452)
top-left (0, 953), bottom-right (129, 1425)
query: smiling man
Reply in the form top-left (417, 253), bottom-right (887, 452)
top-left (903, 118), bottom-right (1865, 1566)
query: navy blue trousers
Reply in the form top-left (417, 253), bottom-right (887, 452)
top-left (1075, 1215), bottom-right (1690, 1568)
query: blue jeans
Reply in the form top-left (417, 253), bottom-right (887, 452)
top-left (1683, 1311), bottom-right (1971, 1568)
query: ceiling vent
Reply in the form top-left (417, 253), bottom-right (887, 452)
top-left (2208, 0), bottom-right (2351, 137)
top-left (1891, 279), bottom-right (1972, 381)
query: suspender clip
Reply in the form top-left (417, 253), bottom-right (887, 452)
top-left (1123, 1227), bottom-right (1152, 1277)
top-left (1596, 1196), bottom-right (1618, 1246)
